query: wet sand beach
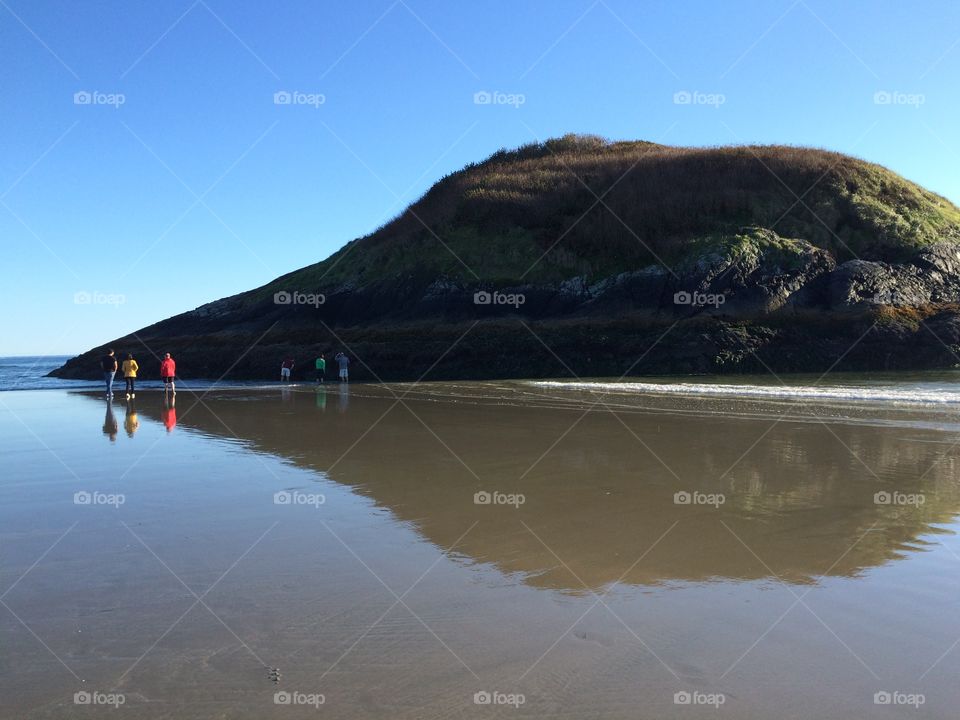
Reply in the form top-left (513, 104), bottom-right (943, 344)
top-left (1, 381), bottom-right (959, 718)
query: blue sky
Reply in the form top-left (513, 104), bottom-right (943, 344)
top-left (2, 0), bottom-right (959, 355)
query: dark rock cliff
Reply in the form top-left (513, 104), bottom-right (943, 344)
top-left (52, 137), bottom-right (960, 382)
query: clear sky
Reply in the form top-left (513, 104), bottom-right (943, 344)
top-left (2, 0), bottom-right (959, 355)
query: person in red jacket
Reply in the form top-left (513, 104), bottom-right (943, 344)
top-left (160, 353), bottom-right (176, 394)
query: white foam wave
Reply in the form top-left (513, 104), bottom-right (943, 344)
top-left (528, 380), bottom-right (960, 406)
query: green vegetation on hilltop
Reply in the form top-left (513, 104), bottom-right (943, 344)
top-left (257, 134), bottom-right (960, 298)
top-left (670, 227), bottom-right (818, 273)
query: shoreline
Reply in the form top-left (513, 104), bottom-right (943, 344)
top-left (43, 379), bottom-right (960, 434)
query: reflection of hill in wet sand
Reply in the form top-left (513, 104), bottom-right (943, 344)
top-left (117, 384), bottom-right (960, 591)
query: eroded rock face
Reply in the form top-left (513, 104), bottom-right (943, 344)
top-left (675, 239), bottom-right (836, 315)
top-left (558, 233), bottom-right (840, 317)
top-left (825, 245), bottom-right (960, 309)
top-left (828, 260), bottom-right (911, 306)
top-left (584, 237), bottom-right (960, 316)
top-left (915, 242), bottom-right (960, 276)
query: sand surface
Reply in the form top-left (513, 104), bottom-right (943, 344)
top-left (1, 382), bottom-right (958, 718)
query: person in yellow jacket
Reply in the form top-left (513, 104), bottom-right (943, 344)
top-left (122, 353), bottom-right (139, 399)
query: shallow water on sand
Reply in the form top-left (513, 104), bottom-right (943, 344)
top-left (1, 382), bottom-right (960, 718)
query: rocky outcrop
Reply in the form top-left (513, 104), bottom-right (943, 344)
top-left (49, 137), bottom-right (960, 382)
top-left (50, 235), bottom-right (960, 382)
top-left (823, 243), bottom-right (960, 308)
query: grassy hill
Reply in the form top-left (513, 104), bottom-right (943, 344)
top-left (268, 134), bottom-right (960, 295)
top-left (52, 135), bottom-right (960, 381)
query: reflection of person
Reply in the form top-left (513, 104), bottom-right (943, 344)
top-left (281, 356), bottom-right (294, 382)
top-left (101, 349), bottom-right (118, 398)
top-left (124, 400), bottom-right (139, 437)
top-left (162, 394), bottom-right (176, 433)
top-left (315, 354), bottom-right (325, 383)
top-left (335, 352), bottom-right (349, 382)
top-left (122, 353), bottom-right (139, 399)
top-left (315, 385), bottom-right (327, 410)
top-left (160, 353), bottom-right (176, 393)
top-left (338, 383), bottom-right (349, 413)
top-left (102, 399), bottom-right (118, 441)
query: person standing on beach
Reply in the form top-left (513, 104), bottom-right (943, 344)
top-left (281, 356), bottom-right (294, 382)
top-left (101, 349), bottom-right (118, 398)
top-left (122, 353), bottom-right (139, 399)
top-left (336, 352), bottom-right (350, 383)
top-left (315, 353), bottom-right (326, 383)
top-left (160, 353), bottom-right (176, 393)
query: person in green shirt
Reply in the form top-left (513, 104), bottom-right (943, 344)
top-left (315, 354), bottom-right (326, 383)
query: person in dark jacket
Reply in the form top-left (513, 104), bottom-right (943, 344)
top-left (101, 349), bottom-right (118, 398)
